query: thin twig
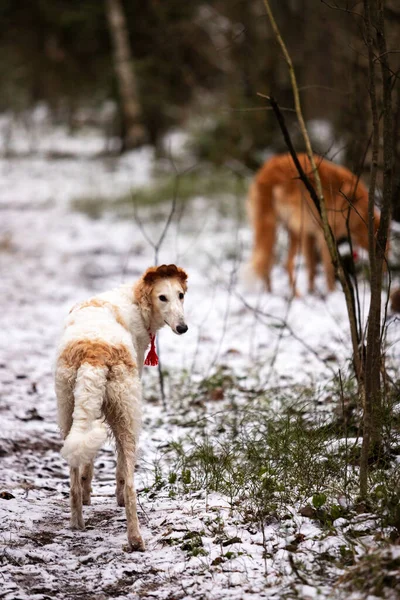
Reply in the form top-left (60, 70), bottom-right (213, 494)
top-left (288, 553), bottom-right (310, 586)
top-left (130, 155), bottom-right (194, 408)
top-left (262, 0), bottom-right (363, 384)
top-left (234, 291), bottom-right (337, 375)
top-left (263, 94), bottom-right (363, 380)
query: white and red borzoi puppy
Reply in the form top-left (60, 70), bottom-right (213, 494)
top-left (55, 264), bottom-right (188, 552)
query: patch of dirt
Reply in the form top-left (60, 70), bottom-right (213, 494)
top-left (8, 438), bottom-right (62, 455)
top-left (21, 530), bottom-right (57, 547)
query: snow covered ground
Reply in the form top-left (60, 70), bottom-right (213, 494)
top-left (1, 124), bottom-right (399, 599)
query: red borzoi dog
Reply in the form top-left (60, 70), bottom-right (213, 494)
top-left (55, 264), bottom-right (188, 552)
top-left (248, 153), bottom-right (380, 294)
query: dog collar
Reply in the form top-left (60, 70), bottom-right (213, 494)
top-left (144, 332), bottom-right (158, 366)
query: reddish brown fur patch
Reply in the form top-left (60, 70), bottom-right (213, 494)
top-left (69, 298), bottom-right (128, 330)
top-left (60, 340), bottom-right (136, 371)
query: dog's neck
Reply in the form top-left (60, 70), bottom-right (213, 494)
top-left (140, 311), bottom-right (164, 337)
top-left (129, 287), bottom-right (164, 340)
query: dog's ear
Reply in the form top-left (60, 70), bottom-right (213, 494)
top-left (158, 264), bottom-right (188, 291)
top-left (134, 269), bottom-right (156, 323)
top-left (154, 264), bottom-right (178, 278)
top-left (140, 264), bottom-right (188, 291)
top-left (157, 264), bottom-right (188, 284)
top-left (175, 266), bottom-right (188, 290)
top-left (134, 283), bottom-right (151, 328)
top-left (142, 267), bottom-right (159, 285)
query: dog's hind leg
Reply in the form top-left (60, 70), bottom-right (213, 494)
top-left (119, 439), bottom-right (144, 551)
top-left (70, 466), bottom-right (85, 530)
top-left (104, 365), bottom-right (144, 551)
top-left (116, 442), bottom-right (126, 507)
top-left (81, 461), bottom-right (94, 506)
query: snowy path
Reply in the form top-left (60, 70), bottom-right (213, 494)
top-left (1, 141), bottom-right (397, 599)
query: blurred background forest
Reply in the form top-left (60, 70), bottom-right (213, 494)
top-left (0, 0), bottom-right (399, 215)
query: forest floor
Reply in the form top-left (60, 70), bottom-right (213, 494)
top-left (1, 121), bottom-right (400, 599)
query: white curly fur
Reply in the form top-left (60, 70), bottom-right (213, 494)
top-left (60, 363), bottom-right (108, 467)
top-left (55, 266), bottom-right (188, 552)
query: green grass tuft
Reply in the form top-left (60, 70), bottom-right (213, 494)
top-left (71, 167), bottom-right (249, 218)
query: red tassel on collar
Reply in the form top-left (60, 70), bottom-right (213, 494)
top-left (144, 333), bottom-right (158, 366)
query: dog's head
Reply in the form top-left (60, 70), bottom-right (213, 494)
top-left (135, 264), bottom-right (188, 334)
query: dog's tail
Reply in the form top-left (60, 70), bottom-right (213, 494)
top-left (61, 363), bottom-right (108, 468)
top-left (247, 178), bottom-right (277, 289)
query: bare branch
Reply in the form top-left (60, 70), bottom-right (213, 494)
top-left (262, 0), bottom-right (363, 383)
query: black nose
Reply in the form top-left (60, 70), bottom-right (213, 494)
top-left (176, 324), bottom-right (188, 334)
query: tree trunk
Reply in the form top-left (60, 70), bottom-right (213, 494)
top-left (360, 0), bottom-right (393, 498)
top-left (386, 1), bottom-right (400, 221)
top-left (105, 0), bottom-right (146, 149)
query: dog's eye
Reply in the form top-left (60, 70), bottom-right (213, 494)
top-left (179, 292), bottom-right (184, 300)
top-left (159, 295), bottom-right (167, 302)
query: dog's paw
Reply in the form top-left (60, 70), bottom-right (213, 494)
top-left (82, 496), bottom-right (91, 506)
top-left (116, 493), bottom-right (125, 507)
top-left (71, 519), bottom-right (85, 531)
top-left (124, 535), bottom-right (145, 552)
